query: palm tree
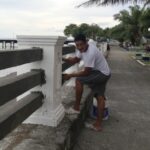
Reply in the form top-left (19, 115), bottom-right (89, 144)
top-left (114, 5), bottom-right (150, 45)
top-left (78, 0), bottom-right (150, 7)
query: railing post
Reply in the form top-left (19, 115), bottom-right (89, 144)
top-left (17, 35), bottom-right (66, 127)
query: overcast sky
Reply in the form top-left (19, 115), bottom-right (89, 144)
top-left (0, 0), bottom-right (131, 38)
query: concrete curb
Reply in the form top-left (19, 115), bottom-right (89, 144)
top-left (136, 60), bottom-right (146, 66)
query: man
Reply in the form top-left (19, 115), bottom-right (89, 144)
top-left (63, 34), bottom-right (111, 131)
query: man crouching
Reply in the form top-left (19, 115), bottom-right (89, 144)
top-left (63, 34), bottom-right (111, 131)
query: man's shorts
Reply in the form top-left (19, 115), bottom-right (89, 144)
top-left (76, 70), bottom-right (111, 97)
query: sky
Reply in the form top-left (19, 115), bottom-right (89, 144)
top-left (0, 0), bottom-right (132, 38)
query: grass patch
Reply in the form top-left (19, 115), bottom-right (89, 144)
top-left (130, 51), bottom-right (150, 66)
top-left (141, 60), bottom-right (150, 65)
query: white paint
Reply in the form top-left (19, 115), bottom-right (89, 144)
top-left (137, 60), bottom-right (146, 66)
top-left (100, 43), bottom-right (107, 54)
top-left (16, 35), bottom-right (66, 127)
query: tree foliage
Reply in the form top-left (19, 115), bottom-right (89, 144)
top-left (78, 0), bottom-right (150, 7)
top-left (64, 23), bottom-right (103, 40)
top-left (64, 24), bottom-right (78, 37)
top-left (114, 5), bottom-right (150, 45)
top-left (64, 5), bottom-right (150, 45)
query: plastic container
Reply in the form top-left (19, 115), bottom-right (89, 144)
top-left (90, 97), bottom-right (109, 120)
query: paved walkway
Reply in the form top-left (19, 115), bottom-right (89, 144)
top-left (74, 46), bottom-right (150, 150)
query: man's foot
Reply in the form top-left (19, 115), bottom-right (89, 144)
top-left (85, 122), bottom-right (102, 132)
top-left (103, 115), bottom-right (109, 121)
top-left (66, 107), bottom-right (80, 115)
top-left (93, 122), bottom-right (103, 131)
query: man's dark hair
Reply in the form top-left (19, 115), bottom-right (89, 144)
top-left (74, 34), bottom-right (87, 43)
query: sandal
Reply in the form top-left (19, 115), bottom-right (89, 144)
top-left (85, 122), bottom-right (102, 132)
top-left (65, 107), bottom-right (80, 115)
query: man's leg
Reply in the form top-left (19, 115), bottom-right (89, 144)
top-left (74, 79), bottom-right (83, 111)
top-left (93, 96), bottom-right (105, 130)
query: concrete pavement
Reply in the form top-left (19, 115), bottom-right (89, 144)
top-left (74, 46), bottom-right (150, 150)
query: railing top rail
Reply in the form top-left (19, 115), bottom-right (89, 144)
top-left (0, 39), bottom-right (17, 43)
top-left (62, 45), bottom-right (75, 55)
top-left (0, 48), bottom-right (43, 70)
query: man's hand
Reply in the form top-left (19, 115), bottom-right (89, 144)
top-left (62, 57), bottom-right (67, 62)
top-left (63, 67), bottom-right (92, 81)
top-left (63, 74), bottom-right (72, 80)
top-left (62, 57), bottom-right (80, 64)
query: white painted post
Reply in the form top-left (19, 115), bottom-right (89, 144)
top-left (17, 35), bottom-right (66, 127)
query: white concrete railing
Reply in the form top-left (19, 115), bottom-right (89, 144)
top-left (15, 35), bottom-right (66, 127)
top-left (97, 42), bottom-right (107, 55)
top-left (0, 36), bottom-right (108, 128)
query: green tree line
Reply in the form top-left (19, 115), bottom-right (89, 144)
top-left (64, 23), bottom-right (103, 40)
top-left (64, 5), bottom-right (150, 45)
top-left (78, 0), bottom-right (150, 7)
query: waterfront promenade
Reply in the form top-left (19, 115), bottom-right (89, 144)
top-left (74, 46), bottom-right (150, 150)
top-left (0, 45), bottom-right (150, 150)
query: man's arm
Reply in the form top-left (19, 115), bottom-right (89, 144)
top-left (62, 57), bottom-right (81, 65)
top-left (63, 67), bottom-right (92, 80)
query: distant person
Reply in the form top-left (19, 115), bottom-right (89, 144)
top-left (106, 43), bottom-right (110, 58)
top-left (63, 34), bottom-right (111, 131)
top-left (145, 44), bottom-right (150, 53)
top-left (107, 43), bottom-right (110, 51)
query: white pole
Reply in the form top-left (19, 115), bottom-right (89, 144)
top-left (17, 35), bottom-right (66, 127)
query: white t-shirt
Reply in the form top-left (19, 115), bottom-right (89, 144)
top-left (76, 43), bottom-right (110, 76)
